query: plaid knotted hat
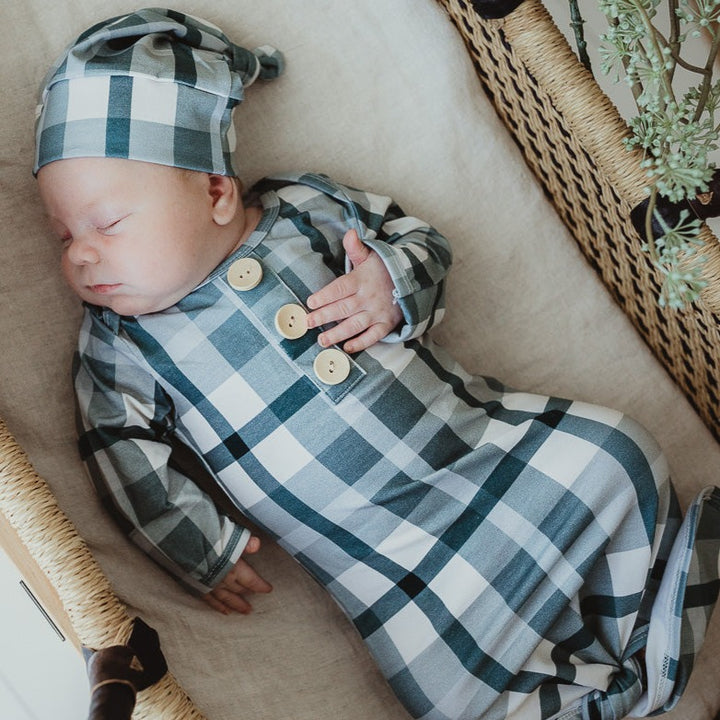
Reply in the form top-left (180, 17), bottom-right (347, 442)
top-left (34, 7), bottom-right (283, 176)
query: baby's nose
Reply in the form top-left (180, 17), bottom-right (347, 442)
top-left (66, 235), bottom-right (100, 265)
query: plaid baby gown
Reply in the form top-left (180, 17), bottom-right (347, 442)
top-left (75, 173), bottom-right (720, 720)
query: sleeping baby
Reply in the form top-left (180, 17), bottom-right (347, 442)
top-left (34, 8), bottom-right (720, 720)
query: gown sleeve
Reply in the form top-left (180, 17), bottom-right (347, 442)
top-left (351, 193), bottom-right (453, 342)
top-left (259, 172), bottom-right (454, 342)
top-left (74, 309), bottom-right (250, 594)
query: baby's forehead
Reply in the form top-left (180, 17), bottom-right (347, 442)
top-left (38, 157), bottom-right (196, 215)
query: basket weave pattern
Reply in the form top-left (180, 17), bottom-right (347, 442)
top-left (437, 0), bottom-right (720, 443)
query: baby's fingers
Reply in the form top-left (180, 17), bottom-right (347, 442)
top-left (306, 274), bottom-right (356, 317)
top-left (314, 312), bottom-right (368, 349)
top-left (342, 229), bottom-right (370, 267)
top-left (227, 559), bottom-right (273, 595)
top-left (203, 587), bottom-right (254, 615)
top-left (341, 322), bottom-right (390, 354)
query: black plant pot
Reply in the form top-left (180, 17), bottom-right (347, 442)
top-left (630, 168), bottom-right (720, 240)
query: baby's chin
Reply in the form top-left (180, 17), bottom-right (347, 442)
top-left (108, 299), bottom-right (172, 316)
top-left (81, 289), bottom-right (167, 316)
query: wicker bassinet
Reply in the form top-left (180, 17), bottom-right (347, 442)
top-left (1, 0), bottom-right (719, 717)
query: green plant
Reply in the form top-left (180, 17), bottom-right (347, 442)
top-left (585, 0), bottom-right (720, 307)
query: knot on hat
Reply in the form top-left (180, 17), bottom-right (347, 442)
top-left (250, 45), bottom-right (285, 82)
top-left (34, 7), bottom-right (284, 176)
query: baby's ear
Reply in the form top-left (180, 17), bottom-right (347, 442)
top-left (207, 174), bottom-right (239, 226)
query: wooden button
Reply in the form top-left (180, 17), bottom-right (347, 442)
top-left (313, 349), bottom-right (350, 385)
top-left (274, 303), bottom-right (308, 340)
top-left (227, 257), bottom-right (263, 291)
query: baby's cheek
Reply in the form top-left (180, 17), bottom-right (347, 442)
top-left (61, 264), bottom-right (82, 295)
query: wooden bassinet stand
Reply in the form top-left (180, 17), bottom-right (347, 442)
top-left (1, 0), bottom-right (719, 718)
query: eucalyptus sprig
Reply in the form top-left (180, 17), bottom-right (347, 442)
top-left (640, 200), bottom-right (707, 306)
top-left (593, 0), bottom-right (720, 307)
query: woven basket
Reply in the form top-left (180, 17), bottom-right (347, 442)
top-left (1, 3), bottom-right (719, 719)
top-left (436, 0), bottom-right (720, 444)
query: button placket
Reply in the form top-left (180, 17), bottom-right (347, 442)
top-left (224, 253), bottom-right (364, 400)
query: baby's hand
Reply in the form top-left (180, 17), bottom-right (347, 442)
top-left (306, 229), bottom-right (403, 354)
top-left (203, 536), bottom-right (272, 615)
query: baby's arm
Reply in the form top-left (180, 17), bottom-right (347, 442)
top-left (255, 174), bottom-right (452, 348)
top-left (75, 313), bottom-right (256, 598)
top-left (306, 229), bottom-right (403, 353)
top-left (203, 535), bottom-right (273, 615)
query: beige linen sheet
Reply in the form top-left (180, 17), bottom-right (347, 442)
top-left (0, 1), bottom-right (718, 717)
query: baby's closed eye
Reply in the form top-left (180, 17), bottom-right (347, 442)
top-left (97, 215), bottom-right (130, 235)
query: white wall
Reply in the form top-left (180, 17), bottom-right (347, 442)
top-left (0, 548), bottom-right (90, 720)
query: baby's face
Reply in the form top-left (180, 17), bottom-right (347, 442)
top-left (38, 158), bottom-right (229, 316)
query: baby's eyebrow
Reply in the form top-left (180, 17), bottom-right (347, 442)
top-left (45, 200), bottom-right (124, 231)
top-left (78, 201), bottom-right (126, 223)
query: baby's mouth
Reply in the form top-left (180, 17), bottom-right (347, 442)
top-left (89, 283), bottom-right (121, 294)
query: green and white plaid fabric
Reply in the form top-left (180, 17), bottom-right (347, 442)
top-left (34, 8), bottom-right (283, 176)
top-left (73, 173), bottom-right (720, 720)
